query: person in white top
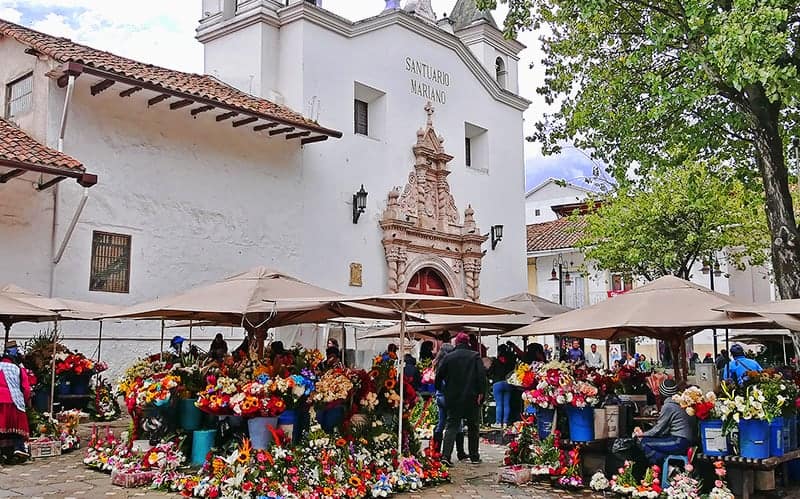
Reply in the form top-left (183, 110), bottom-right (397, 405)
top-left (623, 351), bottom-right (637, 369)
top-left (586, 344), bottom-right (604, 369)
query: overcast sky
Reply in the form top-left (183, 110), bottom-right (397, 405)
top-left (0, 0), bottom-right (595, 190)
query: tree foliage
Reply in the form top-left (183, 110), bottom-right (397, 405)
top-left (575, 161), bottom-right (769, 280)
top-left (478, 0), bottom-right (800, 297)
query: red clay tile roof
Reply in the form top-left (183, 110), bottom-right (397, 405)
top-left (0, 117), bottom-right (83, 171)
top-left (526, 217), bottom-right (586, 252)
top-left (0, 19), bottom-right (341, 138)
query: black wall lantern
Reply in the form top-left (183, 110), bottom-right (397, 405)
top-left (490, 224), bottom-right (504, 250)
top-left (352, 185), bottom-right (368, 224)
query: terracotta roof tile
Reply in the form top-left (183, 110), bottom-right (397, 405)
top-left (0, 19), bottom-right (341, 138)
top-left (0, 117), bottom-right (83, 171)
top-left (526, 217), bottom-right (586, 252)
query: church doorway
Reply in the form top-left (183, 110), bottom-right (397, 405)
top-left (406, 268), bottom-right (450, 296)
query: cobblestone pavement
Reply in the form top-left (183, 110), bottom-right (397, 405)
top-left (1, 422), bottom-right (796, 498)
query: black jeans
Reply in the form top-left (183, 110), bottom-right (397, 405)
top-left (442, 403), bottom-right (480, 461)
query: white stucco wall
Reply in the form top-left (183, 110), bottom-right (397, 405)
top-left (525, 181), bottom-right (590, 223)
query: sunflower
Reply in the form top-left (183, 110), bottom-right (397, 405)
top-left (348, 476), bottom-right (362, 487)
top-left (323, 487), bottom-right (334, 496)
top-left (237, 438), bottom-right (252, 464)
top-left (384, 379), bottom-right (396, 390)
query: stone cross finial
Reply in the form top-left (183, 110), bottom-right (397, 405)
top-left (424, 101), bottom-right (434, 127)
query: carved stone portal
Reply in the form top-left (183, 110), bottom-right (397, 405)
top-left (380, 102), bottom-right (487, 301)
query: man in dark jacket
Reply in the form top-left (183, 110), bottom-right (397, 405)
top-left (435, 332), bottom-right (486, 466)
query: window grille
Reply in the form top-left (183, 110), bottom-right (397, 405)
top-left (90, 231), bottom-right (131, 293)
top-left (5, 72), bottom-right (33, 119)
top-left (354, 99), bottom-right (369, 135)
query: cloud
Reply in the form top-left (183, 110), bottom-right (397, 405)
top-left (0, 6), bottom-right (21, 22)
top-left (525, 147), bottom-right (598, 190)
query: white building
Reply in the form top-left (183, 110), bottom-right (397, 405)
top-left (525, 188), bottom-right (774, 363)
top-left (0, 0), bottom-right (530, 374)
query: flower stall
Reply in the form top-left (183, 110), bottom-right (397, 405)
top-left (76, 343), bottom-right (449, 498)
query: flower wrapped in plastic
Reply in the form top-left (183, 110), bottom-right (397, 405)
top-left (673, 386), bottom-right (717, 420)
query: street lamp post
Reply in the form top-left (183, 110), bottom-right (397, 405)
top-left (549, 254), bottom-right (573, 359)
top-left (701, 255), bottom-right (724, 356)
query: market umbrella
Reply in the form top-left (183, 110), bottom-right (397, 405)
top-left (288, 293), bottom-right (517, 454)
top-left (0, 293), bottom-right (57, 343)
top-left (102, 267), bottom-right (410, 356)
top-left (503, 275), bottom-right (778, 382)
top-left (716, 300), bottom-right (800, 331)
top-left (360, 292), bottom-right (571, 339)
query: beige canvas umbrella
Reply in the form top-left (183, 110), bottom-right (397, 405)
top-left (103, 267), bottom-right (408, 356)
top-left (288, 292), bottom-right (517, 454)
top-left (361, 292), bottom-right (570, 339)
top-left (504, 275), bottom-right (777, 382)
top-left (0, 293), bottom-right (58, 343)
top-left (716, 300), bottom-right (800, 331)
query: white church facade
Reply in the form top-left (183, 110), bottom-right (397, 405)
top-left (0, 0), bottom-right (530, 367)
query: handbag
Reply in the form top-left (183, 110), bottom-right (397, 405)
top-left (612, 437), bottom-right (637, 453)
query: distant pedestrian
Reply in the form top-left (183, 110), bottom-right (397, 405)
top-left (624, 351), bottom-right (636, 369)
top-left (702, 353), bottom-right (714, 364)
top-left (0, 341), bottom-right (30, 461)
top-left (543, 344), bottom-right (552, 361)
top-left (209, 333), bottom-right (228, 362)
top-left (715, 349), bottom-right (729, 373)
top-left (403, 354), bottom-right (421, 390)
top-left (638, 354), bottom-right (651, 371)
top-left (586, 344), bottom-right (604, 369)
top-left (689, 352), bottom-right (700, 372)
top-left (435, 332), bottom-right (486, 466)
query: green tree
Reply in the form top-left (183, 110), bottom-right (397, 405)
top-left (574, 161), bottom-right (769, 280)
top-left (479, 0), bottom-right (800, 298)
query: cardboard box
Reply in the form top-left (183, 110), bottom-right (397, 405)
top-left (605, 405), bottom-right (619, 438)
top-left (593, 407), bottom-right (609, 439)
top-left (497, 465), bottom-right (532, 485)
top-left (29, 440), bottom-right (61, 459)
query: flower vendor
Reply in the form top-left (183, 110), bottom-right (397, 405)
top-left (722, 344), bottom-right (763, 384)
top-left (0, 341), bottom-right (31, 461)
top-left (487, 343), bottom-right (516, 429)
top-left (434, 332), bottom-right (486, 466)
top-left (631, 379), bottom-right (694, 463)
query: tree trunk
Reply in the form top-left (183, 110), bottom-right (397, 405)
top-left (745, 85), bottom-right (800, 299)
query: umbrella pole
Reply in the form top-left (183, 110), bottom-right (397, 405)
top-left (398, 308), bottom-right (406, 456)
top-left (50, 320), bottom-right (58, 415)
top-left (3, 322), bottom-right (9, 344)
top-left (160, 319), bottom-right (165, 362)
top-left (784, 338), bottom-right (788, 366)
top-left (97, 321), bottom-right (103, 362)
top-left (189, 320), bottom-right (193, 348)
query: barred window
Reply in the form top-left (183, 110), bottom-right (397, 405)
top-left (90, 231), bottom-right (131, 293)
top-left (354, 99), bottom-right (368, 135)
top-left (5, 72), bottom-right (33, 120)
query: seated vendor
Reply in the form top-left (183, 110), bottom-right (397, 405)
top-left (633, 379), bottom-right (694, 464)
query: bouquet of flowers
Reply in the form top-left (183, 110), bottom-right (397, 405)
top-left (717, 382), bottom-right (771, 434)
top-left (743, 369), bottom-right (795, 418)
top-left (135, 374), bottom-right (180, 408)
top-left (707, 460), bottom-right (734, 499)
top-left (503, 417), bottom-right (537, 465)
top-left (55, 352), bottom-right (96, 376)
top-left (507, 362), bottom-right (536, 388)
top-left (556, 447), bottom-right (583, 489)
top-left (92, 377), bottom-right (121, 421)
top-left (616, 365), bottom-right (648, 394)
top-left (195, 375), bottom-right (239, 415)
top-left (522, 362), bottom-right (571, 409)
top-left (589, 471), bottom-right (609, 491)
top-left (610, 460), bottom-right (638, 495)
top-left (231, 377), bottom-right (284, 417)
top-left (673, 386), bottom-right (717, 420)
top-left (662, 462), bottom-right (702, 499)
top-left (529, 430), bottom-right (563, 477)
top-left (312, 368), bottom-right (355, 406)
top-left (631, 464), bottom-right (662, 498)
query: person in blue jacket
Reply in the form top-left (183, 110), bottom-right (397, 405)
top-left (722, 344), bottom-right (762, 384)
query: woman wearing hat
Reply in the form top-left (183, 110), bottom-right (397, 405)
top-left (0, 341), bottom-right (31, 461)
top-left (632, 379), bottom-right (694, 463)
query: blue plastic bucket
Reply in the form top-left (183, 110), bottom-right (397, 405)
top-left (739, 419), bottom-right (770, 459)
top-left (565, 406), bottom-right (594, 442)
top-left (770, 417), bottom-right (784, 457)
top-left (535, 407), bottom-right (555, 439)
top-left (700, 419), bottom-right (730, 457)
top-left (191, 429), bottom-right (217, 466)
top-left (70, 375), bottom-right (91, 395)
top-left (57, 379), bottom-right (70, 396)
top-left (277, 409), bottom-right (296, 426)
top-left (784, 416), bottom-right (797, 451)
top-left (248, 416), bottom-right (278, 449)
top-left (316, 406), bottom-right (345, 433)
top-left (179, 398), bottom-right (203, 431)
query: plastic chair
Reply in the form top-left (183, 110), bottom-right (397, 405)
top-left (662, 454), bottom-right (689, 486)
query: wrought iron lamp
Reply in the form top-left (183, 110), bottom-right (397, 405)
top-left (352, 185), bottom-right (368, 224)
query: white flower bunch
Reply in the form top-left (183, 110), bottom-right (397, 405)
top-left (589, 471), bottom-right (609, 491)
